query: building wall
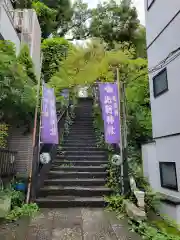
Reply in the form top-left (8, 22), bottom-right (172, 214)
top-left (30, 10), bottom-right (41, 79)
top-left (0, 4), bottom-right (20, 53)
top-left (142, 136), bottom-right (180, 199)
top-left (145, 0), bottom-right (180, 47)
top-left (145, 0), bottom-right (180, 138)
top-left (142, 142), bottom-right (160, 191)
top-left (7, 126), bottom-right (33, 178)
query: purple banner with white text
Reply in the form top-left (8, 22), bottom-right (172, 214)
top-left (99, 83), bottom-right (120, 144)
top-left (41, 84), bottom-right (59, 144)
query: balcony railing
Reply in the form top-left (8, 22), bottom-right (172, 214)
top-left (0, 148), bottom-right (17, 177)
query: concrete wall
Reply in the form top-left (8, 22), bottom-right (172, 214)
top-left (0, 3), bottom-right (20, 53)
top-left (142, 136), bottom-right (180, 199)
top-left (142, 142), bottom-right (160, 192)
top-left (142, 139), bottom-right (180, 224)
top-left (30, 10), bottom-right (41, 79)
top-left (145, 0), bottom-right (180, 138)
top-left (7, 126), bottom-right (33, 178)
top-left (145, 0), bottom-right (180, 47)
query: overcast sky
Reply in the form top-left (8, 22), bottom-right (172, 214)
top-left (71, 0), bottom-right (145, 25)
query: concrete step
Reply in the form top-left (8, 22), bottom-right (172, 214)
top-left (55, 155), bottom-right (107, 160)
top-left (64, 139), bottom-right (95, 143)
top-left (52, 160), bottom-right (108, 166)
top-left (36, 197), bottom-right (106, 208)
top-left (66, 136), bottom-right (96, 140)
top-left (50, 166), bottom-right (107, 172)
top-left (48, 171), bottom-right (108, 179)
top-left (56, 150), bottom-right (106, 156)
top-left (38, 186), bottom-right (112, 197)
top-left (61, 142), bottom-right (97, 147)
top-left (44, 178), bottom-right (106, 186)
top-left (58, 146), bottom-right (104, 151)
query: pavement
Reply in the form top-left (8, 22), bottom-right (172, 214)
top-left (0, 208), bottom-right (141, 240)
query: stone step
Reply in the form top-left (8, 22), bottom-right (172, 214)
top-left (48, 171), bottom-right (108, 179)
top-left (56, 150), bottom-right (106, 156)
top-left (55, 155), bottom-right (107, 160)
top-left (70, 125), bottom-right (94, 128)
top-left (58, 146), bottom-right (104, 151)
top-left (71, 123), bottom-right (93, 126)
top-left (66, 136), bottom-right (96, 140)
top-left (62, 142), bottom-right (97, 147)
top-left (44, 178), bottom-right (106, 186)
top-left (51, 166), bottom-right (107, 172)
top-left (38, 186), bottom-right (112, 197)
top-left (36, 197), bottom-right (106, 208)
top-left (52, 160), bottom-right (108, 166)
top-left (63, 139), bottom-right (95, 143)
top-left (68, 131), bottom-right (94, 135)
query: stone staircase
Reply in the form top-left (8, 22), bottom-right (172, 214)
top-left (36, 98), bottom-right (112, 207)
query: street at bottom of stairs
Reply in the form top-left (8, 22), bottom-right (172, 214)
top-left (0, 208), bottom-right (141, 240)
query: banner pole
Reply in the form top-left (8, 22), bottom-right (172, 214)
top-left (116, 67), bottom-right (124, 194)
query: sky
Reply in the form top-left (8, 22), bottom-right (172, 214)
top-left (71, 0), bottom-right (145, 25)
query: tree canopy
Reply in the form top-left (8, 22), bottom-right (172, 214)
top-left (0, 41), bottom-right (36, 128)
top-left (41, 37), bottom-right (70, 82)
top-left (66, 0), bottom-right (146, 57)
top-left (49, 40), bottom-right (151, 147)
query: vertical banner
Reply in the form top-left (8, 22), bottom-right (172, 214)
top-left (61, 89), bottom-right (69, 100)
top-left (41, 84), bottom-right (59, 144)
top-left (99, 83), bottom-right (120, 144)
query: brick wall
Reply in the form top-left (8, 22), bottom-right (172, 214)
top-left (7, 126), bottom-right (33, 178)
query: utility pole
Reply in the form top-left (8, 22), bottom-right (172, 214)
top-left (116, 67), bottom-right (130, 196)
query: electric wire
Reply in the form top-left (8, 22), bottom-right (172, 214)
top-left (148, 47), bottom-right (180, 74)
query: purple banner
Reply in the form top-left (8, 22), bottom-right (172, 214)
top-left (41, 84), bottom-right (59, 144)
top-left (61, 89), bottom-right (69, 99)
top-left (99, 83), bottom-right (120, 144)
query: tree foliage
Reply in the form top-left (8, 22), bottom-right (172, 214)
top-left (90, 0), bottom-right (139, 47)
top-left (38, 0), bottom-right (73, 37)
top-left (67, 0), bottom-right (146, 57)
top-left (49, 40), bottom-right (151, 148)
top-left (17, 44), bottom-right (37, 84)
top-left (0, 41), bottom-right (36, 128)
top-left (41, 37), bottom-right (70, 82)
top-left (32, 1), bottom-right (57, 39)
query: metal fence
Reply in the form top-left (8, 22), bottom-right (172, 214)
top-left (0, 148), bottom-right (17, 177)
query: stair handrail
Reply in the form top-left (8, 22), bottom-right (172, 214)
top-left (30, 106), bottom-right (68, 201)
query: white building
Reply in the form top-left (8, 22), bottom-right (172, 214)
top-left (143, 0), bottom-right (180, 223)
top-left (0, 0), bottom-right (41, 78)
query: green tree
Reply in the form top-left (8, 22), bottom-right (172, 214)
top-left (17, 44), bottom-right (37, 84)
top-left (32, 1), bottom-right (57, 39)
top-left (50, 40), bottom-right (151, 149)
top-left (40, 0), bottom-right (73, 37)
top-left (67, 0), bottom-right (92, 40)
top-left (0, 41), bottom-right (36, 129)
top-left (41, 37), bottom-right (70, 82)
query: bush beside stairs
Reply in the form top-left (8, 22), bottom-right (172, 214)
top-left (36, 98), bottom-right (112, 208)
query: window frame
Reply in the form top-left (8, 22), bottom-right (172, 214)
top-left (147, 0), bottom-right (155, 10)
top-left (153, 68), bottom-right (168, 98)
top-left (159, 162), bottom-right (178, 191)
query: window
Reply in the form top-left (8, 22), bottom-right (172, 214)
top-left (159, 162), bottom-right (178, 191)
top-left (147, 0), bottom-right (155, 10)
top-left (153, 68), bottom-right (168, 97)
